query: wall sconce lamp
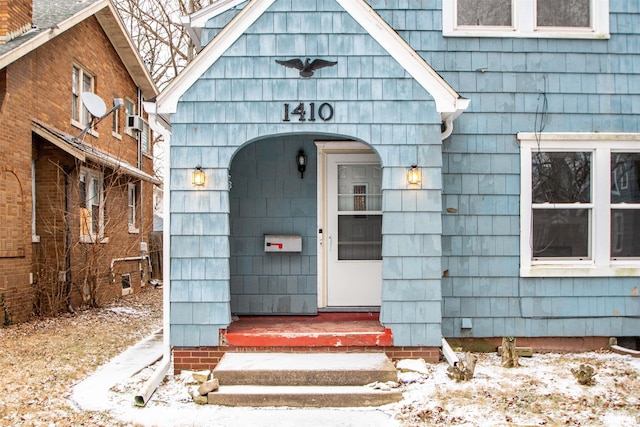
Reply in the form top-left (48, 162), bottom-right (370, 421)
top-left (296, 149), bottom-right (307, 179)
top-left (407, 164), bottom-right (421, 185)
top-left (193, 165), bottom-right (205, 186)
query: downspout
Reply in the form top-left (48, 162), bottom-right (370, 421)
top-left (137, 88), bottom-right (146, 285)
top-left (134, 102), bottom-right (172, 406)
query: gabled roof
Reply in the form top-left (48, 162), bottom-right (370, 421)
top-left (157, 0), bottom-right (469, 123)
top-left (0, 0), bottom-right (157, 98)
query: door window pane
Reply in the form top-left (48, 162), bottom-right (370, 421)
top-left (537, 0), bottom-right (590, 28)
top-left (457, 0), bottom-right (512, 26)
top-left (338, 215), bottom-right (382, 260)
top-left (533, 209), bottom-right (590, 258)
top-left (532, 152), bottom-right (591, 203)
top-left (337, 164), bottom-right (381, 211)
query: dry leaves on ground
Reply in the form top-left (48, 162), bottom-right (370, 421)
top-left (0, 287), bottom-right (162, 427)
top-left (396, 351), bottom-right (640, 426)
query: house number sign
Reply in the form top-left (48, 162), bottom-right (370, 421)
top-left (282, 102), bottom-right (334, 122)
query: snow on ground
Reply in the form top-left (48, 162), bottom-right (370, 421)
top-left (100, 350), bottom-right (640, 427)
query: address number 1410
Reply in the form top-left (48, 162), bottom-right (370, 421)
top-left (282, 102), bottom-right (334, 122)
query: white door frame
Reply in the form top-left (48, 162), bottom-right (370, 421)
top-left (314, 140), bottom-right (379, 308)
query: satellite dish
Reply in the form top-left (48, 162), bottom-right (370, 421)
top-left (81, 92), bottom-right (107, 118)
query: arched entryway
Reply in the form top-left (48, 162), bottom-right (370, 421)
top-left (227, 134), bottom-right (391, 346)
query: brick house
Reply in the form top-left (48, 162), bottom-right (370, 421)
top-left (148, 0), bottom-right (640, 372)
top-left (0, 0), bottom-right (158, 323)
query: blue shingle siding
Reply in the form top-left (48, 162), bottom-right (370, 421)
top-left (169, 1), bottom-right (445, 346)
top-left (406, 0), bottom-right (640, 339)
top-left (168, 0), bottom-right (640, 347)
top-left (229, 136), bottom-right (318, 315)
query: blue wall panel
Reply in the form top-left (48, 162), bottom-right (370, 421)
top-left (168, 0), bottom-right (640, 347)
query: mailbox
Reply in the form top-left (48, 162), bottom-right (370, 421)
top-left (264, 235), bottom-right (302, 252)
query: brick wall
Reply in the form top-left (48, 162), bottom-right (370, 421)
top-left (0, 0), bottom-right (32, 42)
top-left (0, 15), bottom-right (155, 321)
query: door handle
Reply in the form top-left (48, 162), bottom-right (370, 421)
top-left (328, 234), bottom-right (332, 250)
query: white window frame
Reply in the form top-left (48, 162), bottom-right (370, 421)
top-left (125, 98), bottom-right (136, 137)
top-left (79, 167), bottom-right (107, 243)
top-left (71, 65), bottom-right (99, 135)
top-left (31, 161), bottom-right (40, 243)
top-left (128, 182), bottom-right (139, 233)
top-left (121, 273), bottom-right (132, 296)
top-left (519, 132), bottom-right (640, 277)
top-left (141, 118), bottom-right (151, 155)
top-left (443, 0), bottom-right (610, 39)
top-left (112, 103), bottom-right (122, 139)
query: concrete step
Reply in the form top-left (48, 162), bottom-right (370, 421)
top-left (213, 352), bottom-right (398, 386)
top-left (207, 385), bottom-right (402, 407)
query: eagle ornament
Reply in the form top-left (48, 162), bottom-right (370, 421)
top-left (275, 58), bottom-right (338, 78)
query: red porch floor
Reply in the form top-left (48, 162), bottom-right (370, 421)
top-left (223, 312), bottom-right (394, 347)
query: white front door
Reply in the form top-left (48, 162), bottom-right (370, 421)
top-left (325, 153), bottom-right (382, 307)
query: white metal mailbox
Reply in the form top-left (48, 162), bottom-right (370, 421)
top-left (264, 235), bottom-right (302, 252)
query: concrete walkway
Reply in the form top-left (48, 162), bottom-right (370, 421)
top-left (69, 328), bottom-right (163, 412)
top-left (69, 329), bottom-right (400, 426)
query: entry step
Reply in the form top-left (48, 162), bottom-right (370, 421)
top-left (213, 352), bottom-right (398, 386)
top-left (207, 385), bottom-right (402, 407)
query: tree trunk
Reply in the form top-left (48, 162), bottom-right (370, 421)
top-left (501, 337), bottom-right (519, 368)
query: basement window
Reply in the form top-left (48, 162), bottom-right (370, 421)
top-left (122, 273), bottom-right (132, 296)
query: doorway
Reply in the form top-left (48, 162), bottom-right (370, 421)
top-left (324, 152), bottom-right (382, 307)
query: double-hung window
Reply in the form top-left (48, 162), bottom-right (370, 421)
top-left (79, 168), bottom-right (105, 243)
top-left (443, 0), bottom-right (609, 39)
top-left (125, 98), bottom-right (136, 137)
top-left (72, 65), bottom-right (95, 127)
top-left (128, 183), bottom-right (139, 233)
top-left (519, 133), bottom-right (640, 277)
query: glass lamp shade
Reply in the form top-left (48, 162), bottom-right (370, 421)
top-left (193, 166), bottom-right (205, 186)
top-left (407, 165), bottom-right (421, 185)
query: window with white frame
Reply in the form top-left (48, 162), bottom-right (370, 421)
top-left (112, 103), bottom-right (121, 137)
top-left (443, 0), bottom-right (609, 39)
top-left (72, 65), bottom-right (95, 126)
top-left (128, 182), bottom-right (139, 233)
top-left (79, 168), bottom-right (105, 242)
top-left (141, 118), bottom-right (150, 155)
top-left (125, 98), bottom-right (136, 136)
top-left (519, 133), bottom-right (640, 277)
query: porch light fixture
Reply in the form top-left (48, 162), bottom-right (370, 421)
top-left (193, 165), bottom-right (205, 186)
top-left (296, 149), bottom-right (307, 179)
top-left (407, 164), bottom-right (421, 185)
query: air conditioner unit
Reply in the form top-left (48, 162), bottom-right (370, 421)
top-left (126, 115), bottom-right (145, 132)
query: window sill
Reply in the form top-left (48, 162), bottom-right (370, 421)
top-left (443, 29), bottom-right (610, 39)
top-left (521, 265), bottom-right (640, 277)
top-left (71, 120), bottom-right (99, 138)
top-left (128, 226), bottom-right (140, 234)
top-left (32, 235), bottom-right (40, 243)
top-left (112, 131), bottom-right (122, 140)
top-left (80, 235), bottom-right (109, 244)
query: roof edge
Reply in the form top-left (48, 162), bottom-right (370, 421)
top-left (157, 0), bottom-right (274, 114)
top-left (0, 0), bottom-right (109, 70)
top-left (157, 0), bottom-right (469, 120)
top-left (336, 0), bottom-right (468, 116)
top-left (95, 1), bottom-right (158, 98)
